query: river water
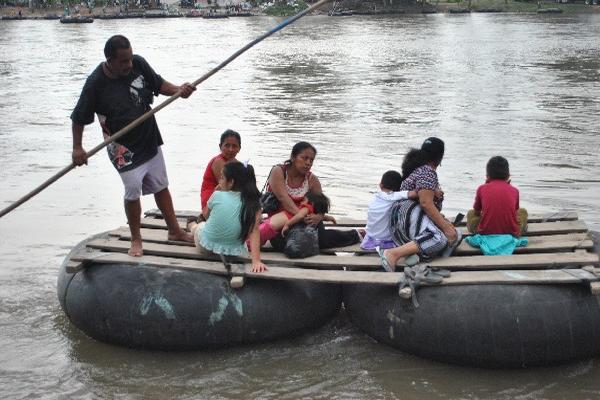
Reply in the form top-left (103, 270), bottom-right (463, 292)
top-left (1, 12), bottom-right (600, 399)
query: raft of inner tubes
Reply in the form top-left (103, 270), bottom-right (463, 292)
top-left (58, 236), bottom-right (342, 350)
top-left (58, 232), bottom-right (600, 368)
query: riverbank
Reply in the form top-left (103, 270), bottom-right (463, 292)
top-left (0, 5), bottom-right (260, 19)
top-left (338, 0), bottom-right (600, 14)
top-left (1, 1), bottom-right (599, 19)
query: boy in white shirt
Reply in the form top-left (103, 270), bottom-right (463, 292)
top-left (361, 171), bottom-right (418, 250)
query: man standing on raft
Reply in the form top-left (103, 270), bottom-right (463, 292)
top-left (70, 35), bottom-right (196, 256)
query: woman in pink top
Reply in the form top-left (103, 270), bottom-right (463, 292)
top-left (200, 130), bottom-right (241, 219)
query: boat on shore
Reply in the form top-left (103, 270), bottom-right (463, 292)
top-left (537, 7), bottom-right (564, 13)
top-left (202, 13), bottom-right (229, 19)
top-left (59, 15), bottom-right (93, 23)
top-left (58, 210), bottom-right (600, 366)
top-left (329, 10), bottom-right (353, 16)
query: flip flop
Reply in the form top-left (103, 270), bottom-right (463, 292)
top-left (403, 254), bottom-right (420, 267)
top-left (375, 246), bottom-right (393, 272)
top-left (356, 228), bottom-right (366, 241)
top-left (186, 216), bottom-right (198, 232)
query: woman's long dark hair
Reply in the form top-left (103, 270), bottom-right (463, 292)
top-left (401, 137), bottom-right (445, 177)
top-left (222, 161), bottom-right (261, 241)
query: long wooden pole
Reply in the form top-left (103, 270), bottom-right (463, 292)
top-left (0, 0), bottom-right (331, 219)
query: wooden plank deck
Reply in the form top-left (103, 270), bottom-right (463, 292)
top-left (71, 210), bottom-right (600, 289)
top-left (70, 250), bottom-right (600, 287)
top-left (325, 233), bottom-right (594, 255)
top-left (85, 237), bottom-right (599, 271)
top-left (108, 227), bottom-right (594, 256)
top-left (144, 209), bottom-right (579, 226)
top-left (139, 217), bottom-right (589, 237)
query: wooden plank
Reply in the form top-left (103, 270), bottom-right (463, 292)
top-left (503, 220), bottom-right (588, 236)
top-left (144, 209), bottom-right (578, 226)
top-left (70, 250), bottom-right (598, 287)
top-left (141, 217), bottom-right (187, 230)
top-left (326, 233), bottom-right (594, 255)
top-left (65, 260), bottom-right (84, 273)
top-left (139, 217), bottom-right (589, 238)
top-left (85, 237), bottom-right (600, 271)
top-left (112, 227), bottom-right (594, 257)
top-left (110, 227), bottom-right (195, 247)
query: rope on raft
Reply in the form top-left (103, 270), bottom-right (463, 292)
top-left (0, 0), bottom-right (332, 220)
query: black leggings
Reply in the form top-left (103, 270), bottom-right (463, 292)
top-left (317, 223), bottom-right (360, 249)
top-left (270, 222), bottom-right (359, 250)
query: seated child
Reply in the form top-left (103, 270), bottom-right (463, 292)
top-left (361, 170), bottom-right (418, 250)
top-left (259, 190), bottom-right (333, 246)
top-left (188, 161), bottom-right (267, 273)
top-left (466, 156), bottom-right (528, 237)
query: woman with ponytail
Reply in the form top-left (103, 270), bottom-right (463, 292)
top-left (378, 137), bottom-right (460, 271)
top-left (187, 161), bottom-right (267, 273)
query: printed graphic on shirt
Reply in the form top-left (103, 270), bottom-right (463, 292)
top-left (129, 75), bottom-right (146, 106)
top-left (98, 113), bottom-right (134, 170)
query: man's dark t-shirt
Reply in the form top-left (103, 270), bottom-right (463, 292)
top-left (71, 55), bottom-right (165, 172)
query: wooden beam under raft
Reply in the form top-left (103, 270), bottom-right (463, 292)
top-left (69, 250), bottom-right (600, 289)
top-left (108, 227), bottom-right (595, 256)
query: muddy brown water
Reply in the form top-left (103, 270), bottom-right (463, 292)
top-left (1, 13), bottom-right (600, 399)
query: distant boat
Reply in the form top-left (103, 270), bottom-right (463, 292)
top-left (448, 8), bottom-right (471, 13)
top-left (228, 12), bottom-right (253, 17)
top-left (60, 15), bottom-right (94, 23)
top-left (328, 10), bottom-right (353, 16)
top-left (537, 7), bottom-right (563, 13)
top-left (202, 13), bottom-right (229, 18)
top-left (144, 9), bottom-right (183, 18)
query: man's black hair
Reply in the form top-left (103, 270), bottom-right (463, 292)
top-left (104, 35), bottom-right (131, 59)
top-left (486, 156), bottom-right (510, 180)
top-left (380, 170), bottom-right (403, 191)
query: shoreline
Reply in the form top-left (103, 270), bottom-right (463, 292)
top-left (1, 1), bottom-right (599, 20)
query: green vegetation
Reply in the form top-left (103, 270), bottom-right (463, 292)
top-left (438, 0), bottom-right (598, 13)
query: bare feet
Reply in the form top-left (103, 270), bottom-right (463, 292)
top-left (128, 239), bottom-right (143, 257)
top-left (169, 229), bottom-right (194, 243)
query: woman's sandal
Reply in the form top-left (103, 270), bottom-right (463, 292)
top-left (356, 228), bottom-right (366, 242)
top-left (376, 246), bottom-right (394, 272)
top-left (186, 216), bottom-right (198, 232)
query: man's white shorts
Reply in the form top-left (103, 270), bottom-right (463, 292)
top-left (119, 147), bottom-right (169, 201)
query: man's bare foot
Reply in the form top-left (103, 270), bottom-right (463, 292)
top-left (169, 230), bottom-right (194, 243)
top-left (128, 240), bottom-right (143, 257)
